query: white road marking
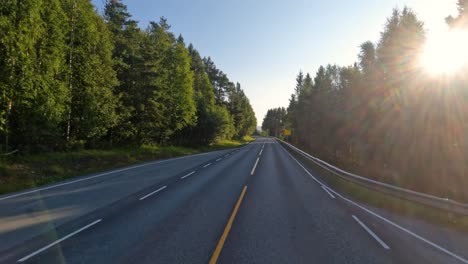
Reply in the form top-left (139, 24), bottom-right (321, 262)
top-left (0, 151), bottom-right (220, 202)
top-left (259, 149), bottom-right (263, 156)
top-left (281, 145), bottom-right (468, 264)
top-left (139, 186), bottom-right (167, 201)
top-left (225, 154), bottom-right (230, 157)
top-left (181, 171), bottom-right (196, 179)
top-left (203, 163), bottom-right (212, 168)
top-left (216, 158), bottom-right (222, 162)
top-left (321, 185), bottom-right (335, 199)
top-left (251, 157), bottom-right (260, 175)
top-left (352, 215), bottom-right (390, 249)
top-left (283, 150), bottom-right (323, 186)
top-left (17, 219), bottom-right (102, 262)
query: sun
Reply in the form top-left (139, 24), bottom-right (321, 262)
top-left (420, 30), bottom-right (468, 75)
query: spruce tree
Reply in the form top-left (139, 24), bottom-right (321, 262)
top-left (62, 0), bottom-right (118, 147)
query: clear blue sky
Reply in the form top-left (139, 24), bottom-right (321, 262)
top-left (92, 0), bottom-right (457, 125)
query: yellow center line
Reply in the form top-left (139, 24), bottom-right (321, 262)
top-left (209, 185), bottom-right (248, 264)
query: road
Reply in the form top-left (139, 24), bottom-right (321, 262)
top-left (0, 137), bottom-right (467, 263)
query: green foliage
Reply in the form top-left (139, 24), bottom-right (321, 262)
top-left (213, 105), bottom-right (236, 140)
top-left (377, 8), bottom-right (425, 86)
top-left (226, 83), bottom-right (256, 138)
top-left (262, 107), bottom-right (287, 137)
top-left (203, 57), bottom-right (231, 105)
top-left (271, 6), bottom-right (468, 202)
top-left (446, 0), bottom-right (468, 28)
top-left (103, 0), bottom-right (143, 143)
top-left (0, 0), bottom-right (256, 154)
top-left (358, 41), bottom-right (377, 76)
top-left (0, 138), bottom-right (250, 195)
top-left (174, 45), bottom-right (232, 145)
top-left (201, 55), bottom-right (256, 140)
top-left (0, 0), bottom-right (70, 151)
top-left (133, 19), bottom-right (196, 144)
top-left (61, 0), bottom-right (118, 145)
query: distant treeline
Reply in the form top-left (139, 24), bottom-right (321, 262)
top-left (263, 3), bottom-right (468, 202)
top-left (0, 0), bottom-right (256, 152)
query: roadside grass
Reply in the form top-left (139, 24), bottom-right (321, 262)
top-left (0, 136), bottom-right (254, 195)
top-left (283, 143), bottom-right (468, 233)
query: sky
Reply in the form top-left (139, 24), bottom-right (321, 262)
top-left (92, 0), bottom-right (458, 125)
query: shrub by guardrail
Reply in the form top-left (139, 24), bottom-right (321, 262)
top-left (278, 139), bottom-right (468, 216)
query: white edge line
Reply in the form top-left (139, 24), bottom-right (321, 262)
top-left (251, 157), bottom-right (260, 175)
top-left (352, 215), bottom-right (390, 249)
top-left (203, 163), bottom-right (212, 168)
top-left (181, 171), bottom-right (196, 179)
top-left (0, 150), bottom-right (221, 202)
top-left (279, 139), bottom-right (453, 202)
top-left (321, 185), bottom-right (335, 199)
top-left (139, 186), bottom-right (167, 201)
top-left (216, 158), bottom-right (222, 162)
top-left (281, 144), bottom-right (468, 264)
top-left (18, 219), bottom-right (102, 262)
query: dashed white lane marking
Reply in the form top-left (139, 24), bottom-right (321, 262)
top-left (216, 158), bottom-right (222, 162)
top-left (203, 163), bottom-right (212, 168)
top-left (0, 150), bottom-right (224, 201)
top-left (352, 215), bottom-right (390, 249)
top-left (181, 171), bottom-right (196, 179)
top-left (251, 157), bottom-right (260, 176)
top-left (139, 186), bottom-right (167, 201)
top-left (281, 144), bottom-right (468, 264)
top-left (18, 219), bottom-right (102, 262)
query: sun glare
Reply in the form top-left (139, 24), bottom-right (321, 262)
top-left (420, 30), bottom-right (468, 75)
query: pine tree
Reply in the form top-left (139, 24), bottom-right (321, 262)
top-left (377, 7), bottom-right (425, 87)
top-left (203, 57), bottom-right (231, 105)
top-left (104, 0), bottom-right (144, 143)
top-left (159, 36), bottom-right (196, 141)
top-left (446, 0), bottom-right (468, 28)
top-left (262, 107), bottom-right (286, 137)
top-left (175, 44), bottom-right (222, 145)
top-left (0, 0), bottom-right (257, 151)
top-left (0, 0), bottom-right (69, 151)
top-left (358, 41), bottom-right (376, 76)
top-left (227, 83), bottom-right (256, 138)
top-left (295, 70), bottom-right (304, 96)
top-left (62, 0), bottom-right (118, 147)
top-left (137, 19), bottom-right (196, 144)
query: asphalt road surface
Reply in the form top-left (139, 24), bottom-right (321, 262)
top-left (1, 137), bottom-right (467, 263)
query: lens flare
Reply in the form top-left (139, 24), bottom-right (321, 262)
top-left (420, 30), bottom-right (468, 75)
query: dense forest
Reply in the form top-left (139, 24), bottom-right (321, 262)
top-left (0, 0), bottom-right (256, 152)
top-left (263, 2), bottom-right (468, 202)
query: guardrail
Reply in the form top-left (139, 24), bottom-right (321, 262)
top-left (1, 149), bottom-right (19, 156)
top-left (278, 139), bottom-right (468, 216)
